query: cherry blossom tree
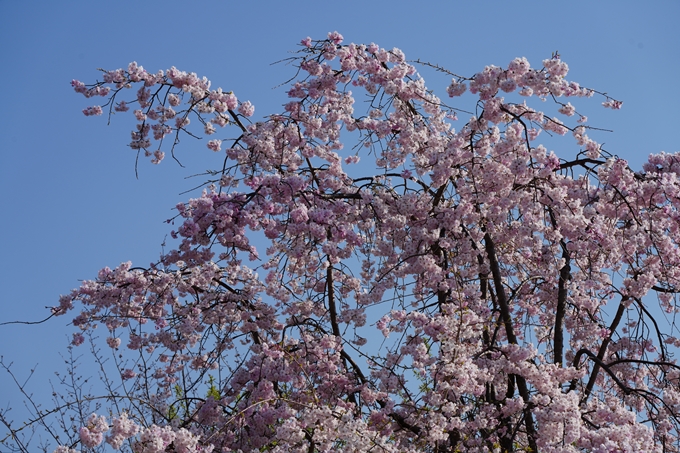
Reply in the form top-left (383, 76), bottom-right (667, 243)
top-left (4, 32), bottom-right (680, 452)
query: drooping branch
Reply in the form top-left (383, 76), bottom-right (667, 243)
top-left (483, 232), bottom-right (538, 453)
top-left (572, 348), bottom-right (632, 396)
top-left (326, 265), bottom-right (341, 339)
top-left (554, 242), bottom-right (571, 367)
top-left (576, 298), bottom-right (627, 404)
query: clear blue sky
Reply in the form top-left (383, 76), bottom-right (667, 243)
top-left (0, 0), bottom-right (678, 432)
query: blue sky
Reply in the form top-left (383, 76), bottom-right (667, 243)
top-left (1, 0), bottom-right (678, 435)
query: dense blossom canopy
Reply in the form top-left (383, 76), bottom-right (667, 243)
top-left (6, 32), bottom-right (680, 453)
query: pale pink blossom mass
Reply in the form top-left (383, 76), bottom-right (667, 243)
top-left (27, 32), bottom-right (680, 453)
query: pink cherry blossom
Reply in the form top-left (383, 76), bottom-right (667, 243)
top-left (328, 30), bottom-right (343, 44)
top-left (106, 336), bottom-right (121, 348)
top-left (206, 139), bottom-right (221, 152)
top-left (237, 100), bottom-right (254, 117)
top-left (82, 105), bottom-right (102, 116)
top-left (79, 413), bottom-right (109, 448)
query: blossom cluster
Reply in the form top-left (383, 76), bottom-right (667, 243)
top-left (50, 32), bottom-right (680, 453)
top-left (56, 413), bottom-right (212, 453)
top-left (71, 61), bottom-right (254, 163)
